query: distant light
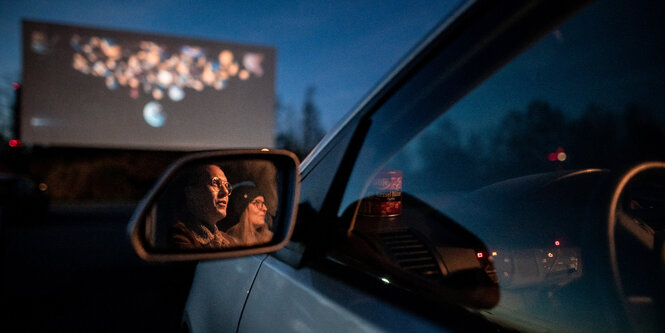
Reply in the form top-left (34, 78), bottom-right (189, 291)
top-left (492, 251), bottom-right (498, 257)
top-left (555, 240), bottom-right (561, 246)
top-left (12, 82), bottom-right (21, 90)
top-left (30, 118), bottom-right (50, 127)
top-left (143, 101), bottom-right (166, 127)
top-left (549, 147), bottom-right (567, 162)
top-left (243, 53), bottom-right (265, 77)
top-left (219, 50), bottom-right (234, 66)
top-left (157, 70), bottom-right (173, 86)
top-left (8, 139), bottom-right (21, 147)
top-left (214, 80), bottom-right (227, 90)
top-left (627, 296), bottom-right (653, 304)
top-left (548, 252), bottom-right (554, 258)
top-left (152, 88), bottom-right (164, 100)
top-left (168, 86), bottom-right (185, 102)
top-left (260, 148), bottom-right (270, 152)
top-left (477, 252), bottom-right (484, 258)
top-left (38, 183), bottom-right (48, 191)
top-left (380, 277), bottom-right (391, 284)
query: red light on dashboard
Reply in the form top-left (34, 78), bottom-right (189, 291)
top-left (8, 139), bottom-right (22, 147)
top-left (554, 240), bottom-right (561, 246)
top-left (476, 252), bottom-right (484, 258)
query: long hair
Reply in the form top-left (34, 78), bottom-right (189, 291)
top-left (222, 184), bottom-right (273, 246)
top-left (227, 208), bottom-right (273, 246)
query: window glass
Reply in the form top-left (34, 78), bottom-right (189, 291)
top-left (335, 0), bottom-right (665, 331)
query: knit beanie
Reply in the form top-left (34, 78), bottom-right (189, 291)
top-left (220, 184), bottom-right (262, 230)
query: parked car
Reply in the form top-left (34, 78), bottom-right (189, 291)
top-left (130, 0), bottom-right (665, 331)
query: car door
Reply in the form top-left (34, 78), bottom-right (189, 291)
top-left (184, 256), bottom-right (267, 333)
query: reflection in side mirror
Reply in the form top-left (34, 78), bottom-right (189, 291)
top-left (128, 149), bottom-right (299, 261)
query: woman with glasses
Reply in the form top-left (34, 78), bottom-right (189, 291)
top-left (221, 184), bottom-right (273, 247)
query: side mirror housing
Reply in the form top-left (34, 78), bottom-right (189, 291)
top-left (128, 149), bottom-right (300, 261)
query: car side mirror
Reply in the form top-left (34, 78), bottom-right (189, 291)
top-left (128, 149), bottom-right (300, 261)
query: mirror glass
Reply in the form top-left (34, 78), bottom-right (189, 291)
top-left (142, 157), bottom-right (291, 252)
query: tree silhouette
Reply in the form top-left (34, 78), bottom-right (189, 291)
top-left (489, 101), bottom-right (569, 179)
top-left (275, 96), bottom-right (304, 157)
top-left (567, 104), bottom-right (620, 169)
top-left (404, 99), bottom-right (665, 193)
top-left (413, 118), bottom-right (480, 191)
top-left (619, 105), bottom-right (665, 165)
top-left (301, 86), bottom-right (325, 154)
top-left (0, 74), bottom-right (18, 142)
top-left (274, 85), bottom-right (326, 161)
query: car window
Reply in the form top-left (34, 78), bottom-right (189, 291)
top-left (332, 0), bottom-right (665, 331)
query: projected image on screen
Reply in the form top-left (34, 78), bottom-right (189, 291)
top-left (21, 21), bottom-right (276, 150)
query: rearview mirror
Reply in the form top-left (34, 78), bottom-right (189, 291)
top-left (128, 149), bottom-right (300, 261)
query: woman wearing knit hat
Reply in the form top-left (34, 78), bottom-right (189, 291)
top-left (221, 184), bottom-right (273, 246)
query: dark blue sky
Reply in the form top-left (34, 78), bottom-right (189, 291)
top-left (0, 0), bottom-right (462, 136)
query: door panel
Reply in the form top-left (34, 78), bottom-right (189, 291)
top-left (239, 255), bottom-right (444, 332)
top-left (184, 256), bottom-right (265, 332)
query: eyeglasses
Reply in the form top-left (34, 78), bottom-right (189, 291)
top-left (250, 199), bottom-right (267, 210)
top-left (210, 177), bottom-right (232, 194)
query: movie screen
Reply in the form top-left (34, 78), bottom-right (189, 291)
top-left (21, 20), bottom-right (276, 150)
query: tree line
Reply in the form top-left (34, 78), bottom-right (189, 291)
top-left (401, 100), bottom-right (665, 192)
top-left (275, 85), bottom-right (326, 161)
